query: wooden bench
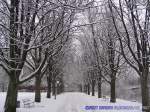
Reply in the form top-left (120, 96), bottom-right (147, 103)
top-left (102, 95), bottom-right (109, 101)
top-left (102, 95), bottom-right (107, 99)
top-left (22, 99), bottom-right (34, 108)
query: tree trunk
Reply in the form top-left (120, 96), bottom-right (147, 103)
top-left (4, 79), bottom-right (18, 112)
top-left (57, 84), bottom-right (59, 95)
top-left (92, 80), bottom-right (95, 96)
top-left (98, 78), bottom-right (102, 98)
top-left (110, 77), bottom-right (116, 103)
top-left (35, 75), bottom-right (41, 102)
top-left (47, 75), bottom-right (52, 98)
top-left (54, 82), bottom-right (56, 99)
top-left (84, 85), bottom-right (87, 94)
top-left (52, 79), bottom-right (56, 96)
top-left (60, 81), bottom-right (64, 93)
top-left (79, 84), bottom-right (82, 92)
top-left (141, 70), bottom-right (150, 112)
top-left (87, 83), bottom-right (90, 95)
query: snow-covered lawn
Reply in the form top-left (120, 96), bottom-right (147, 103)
top-left (0, 92), bottom-right (142, 112)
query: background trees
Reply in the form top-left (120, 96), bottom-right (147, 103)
top-left (108, 0), bottom-right (150, 111)
top-left (77, 1), bottom-right (124, 103)
top-left (0, 0), bottom-right (149, 112)
top-left (0, 0), bottom-right (91, 112)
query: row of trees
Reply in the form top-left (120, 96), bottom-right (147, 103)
top-left (79, 0), bottom-right (123, 103)
top-left (77, 0), bottom-right (150, 112)
top-left (0, 0), bottom-right (150, 112)
top-left (0, 0), bottom-right (93, 112)
top-left (109, 0), bottom-right (150, 111)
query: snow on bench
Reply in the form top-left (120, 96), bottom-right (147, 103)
top-left (22, 98), bottom-right (34, 108)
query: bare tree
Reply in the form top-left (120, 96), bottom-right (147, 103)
top-left (0, 0), bottom-right (48, 111)
top-left (108, 0), bottom-right (150, 111)
top-left (78, 0), bottom-right (125, 102)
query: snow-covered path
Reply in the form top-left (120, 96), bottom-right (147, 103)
top-left (0, 92), bottom-right (142, 112)
top-left (53, 92), bottom-right (142, 112)
top-left (55, 93), bottom-right (89, 112)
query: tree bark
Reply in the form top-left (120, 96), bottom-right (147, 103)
top-left (57, 84), bottom-right (59, 95)
top-left (4, 78), bottom-right (18, 112)
top-left (47, 75), bottom-right (52, 98)
top-left (87, 83), bottom-right (90, 95)
top-left (141, 69), bottom-right (150, 112)
top-left (80, 84), bottom-right (82, 92)
top-left (59, 80), bottom-right (64, 93)
top-left (98, 78), bottom-right (102, 98)
top-left (52, 79), bottom-right (56, 96)
top-left (84, 85), bottom-right (87, 94)
top-left (35, 74), bottom-right (41, 102)
top-left (110, 77), bottom-right (116, 103)
top-left (92, 80), bottom-right (95, 96)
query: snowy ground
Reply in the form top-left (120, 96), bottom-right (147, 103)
top-left (0, 92), bottom-right (142, 112)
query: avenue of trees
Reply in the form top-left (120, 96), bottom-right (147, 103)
top-left (77, 0), bottom-right (150, 112)
top-left (0, 0), bottom-right (150, 112)
top-left (0, 0), bottom-right (91, 112)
